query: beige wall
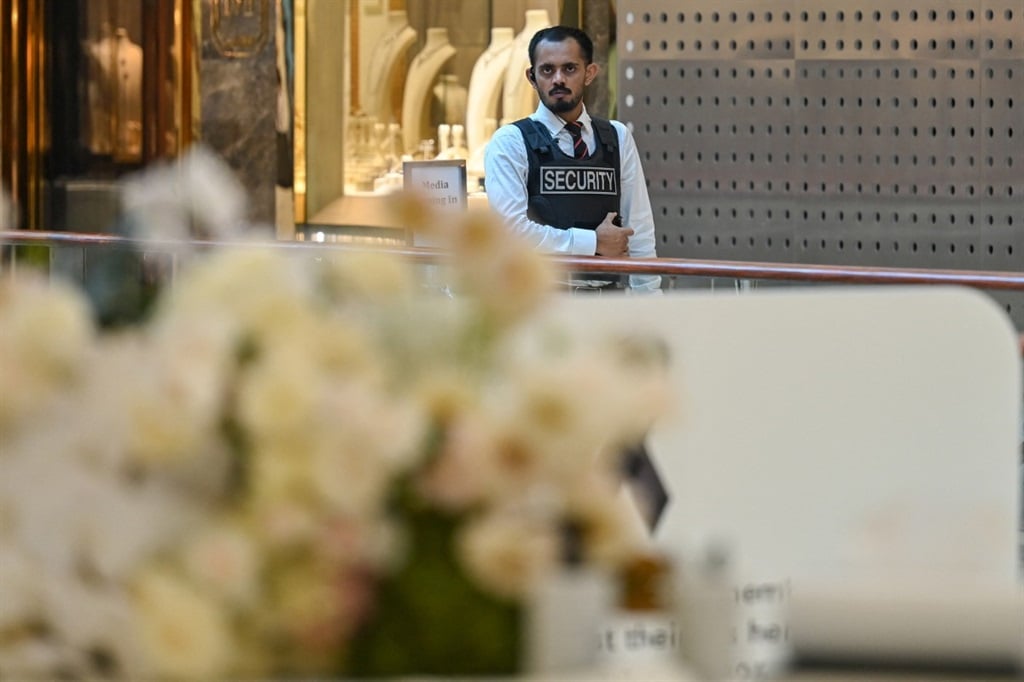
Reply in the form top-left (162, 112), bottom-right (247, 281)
top-left (304, 0), bottom-right (347, 219)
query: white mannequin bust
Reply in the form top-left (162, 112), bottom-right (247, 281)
top-left (401, 27), bottom-right (457, 153)
top-left (82, 25), bottom-right (143, 160)
top-left (501, 9), bottom-right (551, 126)
top-left (465, 27), bottom-right (515, 161)
top-left (364, 11), bottom-right (417, 123)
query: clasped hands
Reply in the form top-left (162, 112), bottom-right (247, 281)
top-left (594, 211), bottom-right (634, 257)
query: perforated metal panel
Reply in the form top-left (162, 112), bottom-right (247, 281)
top-left (618, 1), bottom-right (1024, 325)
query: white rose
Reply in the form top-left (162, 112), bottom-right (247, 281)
top-left (457, 510), bottom-right (559, 600)
top-left (248, 439), bottom-right (316, 507)
top-left (132, 569), bottom-right (232, 680)
top-left (237, 344), bottom-right (321, 444)
top-left (322, 382), bottom-right (427, 470)
top-left (322, 249), bottom-right (415, 302)
top-left (0, 639), bottom-right (78, 681)
top-left (0, 442), bottom-right (101, 577)
top-left (120, 145), bottom-right (246, 244)
top-left (0, 424), bottom-right (194, 583)
top-left (310, 437), bottom-right (393, 519)
top-left (416, 409), bottom-right (500, 510)
top-left (310, 383), bottom-right (427, 517)
top-left (257, 500), bottom-right (318, 548)
top-left (81, 475), bottom-right (196, 581)
top-left (161, 247), bottom-right (314, 342)
top-left (182, 524), bottom-right (260, 606)
top-left (5, 276), bottom-right (92, 375)
top-left (42, 578), bottom-right (150, 679)
top-left (0, 275), bottom-right (93, 429)
top-left (0, 542), bottom-right (41, 629)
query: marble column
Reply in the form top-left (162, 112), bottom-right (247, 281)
top-left (197, 0), bottom-right (278, 225)
top-left (582, 0), bottom-right (612, 118)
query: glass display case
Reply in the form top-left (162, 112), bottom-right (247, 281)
top-left (1, 0), bottom-right (191, 231)
top-left (294, 0), bottom-right (571, 233)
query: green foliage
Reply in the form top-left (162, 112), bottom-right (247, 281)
top-left (10, 244), bottom-right (51, 269)
top-left (345, 502), bottom-right (521, 677)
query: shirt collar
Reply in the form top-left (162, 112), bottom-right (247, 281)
top-left (532, 102), bottom-right (592, 138)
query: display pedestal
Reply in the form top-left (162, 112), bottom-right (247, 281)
top-left (466, 27), bottom-right (515, 160)
top-left (502, 10), bottom-right (551, 125)
top-left (402, 27), bottom-right (456, 154)
top-left (364, 10), bottom-right (417, 124)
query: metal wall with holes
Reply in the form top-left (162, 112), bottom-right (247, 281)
top-left (617, 1), bottom-right (1024, 325)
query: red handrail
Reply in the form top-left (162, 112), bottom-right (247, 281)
top-left (4, 230), bottom-right (1024, 290)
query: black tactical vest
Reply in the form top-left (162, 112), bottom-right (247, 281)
top-left (513, 117), bottom-right (623, 286)
top-left (512, 117), bottom-right (621, 231)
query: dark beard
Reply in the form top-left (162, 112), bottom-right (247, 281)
top-left (547, 98), bottom-right (575, 113)
top-left (544, 90), bottom-right (579, 114)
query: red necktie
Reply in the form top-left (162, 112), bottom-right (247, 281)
top-left (565, 121), bottom-right (587, 159)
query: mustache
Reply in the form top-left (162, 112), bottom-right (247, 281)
top-left (548, 87), bottom-right (572, 96)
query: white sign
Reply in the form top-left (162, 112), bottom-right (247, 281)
top-left (403, 160), bottom-right (467, 212)
top-left (542, 287), bottom-right (1022, 673)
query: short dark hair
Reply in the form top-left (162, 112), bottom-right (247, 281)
top-left (528, 26), bottom-right (594, 67)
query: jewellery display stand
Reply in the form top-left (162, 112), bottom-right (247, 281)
top-left (345, 112), bottom-right (389, 191)
top-left (364, 11), bottom-right (417, 123)
top-left (501, 9), bottom-right (550, 126)
top-left (436, 123), bottom-right (452, 158)
top-left (401, 27), bottom-right (457, 154)
top-left (465, 27), bottom-right (515, 162)
top-left (431, 74), bottom-right (467, 128)
top-left (437, 124), bottom-right (468, 161)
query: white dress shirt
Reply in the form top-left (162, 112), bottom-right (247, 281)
top-left (483, 103), bottom-right (662, 292)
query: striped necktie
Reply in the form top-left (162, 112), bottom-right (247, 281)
top-left (565, 120), bottom-right (587, 159)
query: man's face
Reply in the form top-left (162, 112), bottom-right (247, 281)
top-left (528, 38), bottom-right (597, 118)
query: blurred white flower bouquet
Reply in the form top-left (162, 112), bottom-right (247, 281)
top-left (0, 149), bottom-right (671, 679)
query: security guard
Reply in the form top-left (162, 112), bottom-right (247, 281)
top-left (484, 25), bottom-right (661, 292)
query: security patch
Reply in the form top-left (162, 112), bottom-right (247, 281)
top-left (540, 166), bottom-right (618, 195)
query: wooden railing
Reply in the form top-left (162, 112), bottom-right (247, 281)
top-left (5, 230), bottom-right (1024, 350)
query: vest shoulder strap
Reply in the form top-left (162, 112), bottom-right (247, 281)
top-left (591, 117), bottom-right (621, 206)
top-left (590, 117), bottom-right (619, 155)
top-left (512, 118), bottom-right (554, 155)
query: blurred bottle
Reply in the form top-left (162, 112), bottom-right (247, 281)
top-left (524, 520), bottom-right (614, 675)
top-left (679, 542), bottom-right (738, 681)
top-left (595, 551), bottom-right (699, 681)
